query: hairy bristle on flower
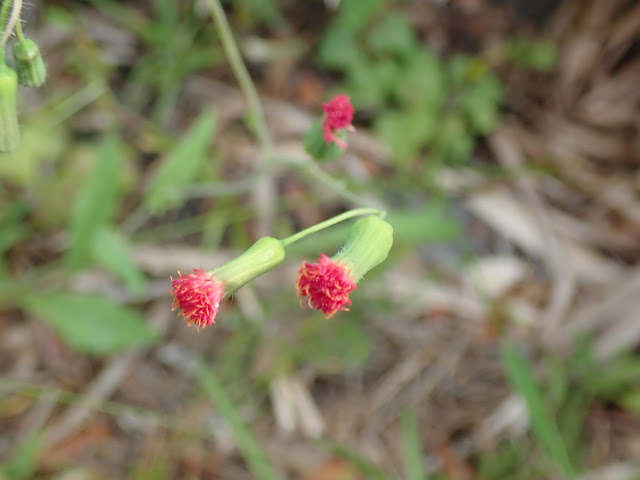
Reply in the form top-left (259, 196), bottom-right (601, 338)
top-left (171, 268), bottom-right (224, 329)
top-left (296, 253), bottom-right (357, 319)
top-left (321, 94), bottom-right (354, 149)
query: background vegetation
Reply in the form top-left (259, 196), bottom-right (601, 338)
top-left (1, 0), bottom-right (639, 479)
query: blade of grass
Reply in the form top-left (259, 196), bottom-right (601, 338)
top-left (501, 341), bottom-right (576, 479)
top-left (321, 439), bottom-right (392, 480)
top-left (66, 135), bottom-right (122, 269)
top-left (196, 360), bottom-right (283, 480)
top-left (2, 431), bottom-right (44, 480)
top-left (400, 408), bottom-right (428, 480)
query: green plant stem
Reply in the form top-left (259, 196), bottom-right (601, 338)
top-left (280, 208), bottom-right (384, 247)
top-left (277, 154), bottom-right (385, 208)
top-left (203, 0), bottom-right (271, 151)
top-left (203, 0), bottom-right (387, 215)
top-left (0, 0), bottom-right (12, 35)
top-left (13, 10), bottom-right (24, 41)
top-left (0, 0), bottom-right (20, 48)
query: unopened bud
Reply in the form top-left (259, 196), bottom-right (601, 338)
top-left (13, 38), bottom-right (46, 87)
top-left (332, 216), bottom-right (393, 282)
top-left (211, 236), bottom-right (286, 294)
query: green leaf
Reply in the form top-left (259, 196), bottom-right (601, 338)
top-left (507, 36), bottom-right (558, 72)
top-left (395, 50), bottom-right (445, 110)
top-left (344, 57), bottom-right (390, 108)
top-left (387, 205), bottom-right (462, 245)
top-left (367, 13), bottom-right (417, 56)
top-left (91, 228), bottom-right (147, 295)
top-left (143, 110), bottom-right (216, 213)
top-left (429, 113), bottom-right (475, 165)
top-left (375, 109), bottom-right (436, 164)
top-left (336, 0), bottom-right (386, 33)
top-left (400, 408), bottom-right (428, 480)
top-left (66, 136), bottom-right (122, 269)
top-left (2, 432), bottom-right (43, 480)
top-left (22, 293), bottom-right (159, 355)
top-left (501, 341), bottom-right (576, 479)
top-left (316, 27), bottom-right (363, 70)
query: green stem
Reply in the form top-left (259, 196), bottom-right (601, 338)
top-left (277, 154), bottom-right (385, 208)
top-left (279, 208), bottom-right (384, 247)
top-left (14, 11), bottom-right (24, 41)
top-left (0, 0), bottom-right (12, 35)
top-left (203, 0), bottom-right (271, 151)
top-left (0, 0), bottom-right (20, 48)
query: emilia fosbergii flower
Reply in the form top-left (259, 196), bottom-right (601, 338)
top-left (171, 237), bottom-right (285, 329)
top-left (297, 215), bottom-right (393, 318)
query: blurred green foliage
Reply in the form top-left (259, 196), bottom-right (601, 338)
top-left (317, 1), bottom-right (503, 172)
top-left (0, 1), bottom-right (626, 480)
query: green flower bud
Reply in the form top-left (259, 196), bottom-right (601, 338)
top-left (211, 236), bottom-right (286, 294)
top-left (12, 38), bottom-right (46, 87)
top-left (0, 63), bottom-right (19, 152)
top-left (303, 120), bottom-right (343, 163)
top-left (333, 215), bottom-right (393, 282)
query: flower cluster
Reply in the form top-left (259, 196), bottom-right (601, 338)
top-left (171, 215), bottom-right (393, 329)
top-left (321, 94), bottom-right (355, 149)
top-left (170, 96), bottom-right (393, 329)
top-left (171, 269), bottom-right (224, 329)
top-left (296, 254), bottom-right (357, 319)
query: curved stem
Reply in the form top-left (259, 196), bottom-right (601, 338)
top-left (0, 0), bottom-right (20, 48)
top-left (203, 0), bottom-right (271, 151)
top-left (279, 208), bottom-right (384, 247)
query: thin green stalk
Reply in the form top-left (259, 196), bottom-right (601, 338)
top-left (203, 0), bottom-right (271, 151)
top-left (280, 208), bottom-right (384, 247)
top-left (197, 361), bottom-right (283, 480)
top-left (0, 0), bottom-right (21, 48)
top-left (0, 0), bottom-right (12, 34)
top-left (275, 155), bottom-right (386, 209)
top-left (501, 341), bottom-right (577, 479)
top-left (14, 10), bottom-right (24, 41)
top-left (202, 0), bottom-right (387, 214)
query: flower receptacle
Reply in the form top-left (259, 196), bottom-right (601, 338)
top-left (211, 236), bottom-right (286, 295)
top-left (12, 38), bottom-right (46, 88)
top-left (333, 216), bottom-right (393, 282)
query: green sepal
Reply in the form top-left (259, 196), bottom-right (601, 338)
top-left (333, 216), bottom-right (393, 282)
top-left (210, 237), bottom-right (285, 295)
top-left (12, 38), bottom-right (46, 87)
top-left (303, 120), bottom-right (345, 163)
top-left (0, 63), bottom-right (19, 152)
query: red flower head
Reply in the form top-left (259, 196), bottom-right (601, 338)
top-left (322, 94), bottom-right (355, 149)
top-left (296, 254), bottom-right (358, 319)
top-left (171, 268), bottom-right (224, 329)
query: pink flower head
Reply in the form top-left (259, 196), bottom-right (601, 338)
top-left (322, 94), bottom-right (355, 149)
top-left (171, 268), bottom-right (224, 329)
top-left (296, 254), bottom-right (358, 318)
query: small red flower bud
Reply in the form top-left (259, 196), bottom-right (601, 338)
top-left (296, 254), bottom-right (357, 319)
top-left (322, 94), bottom-right (354, 149)
top-left (171, 268), bottom-right (224, 329)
